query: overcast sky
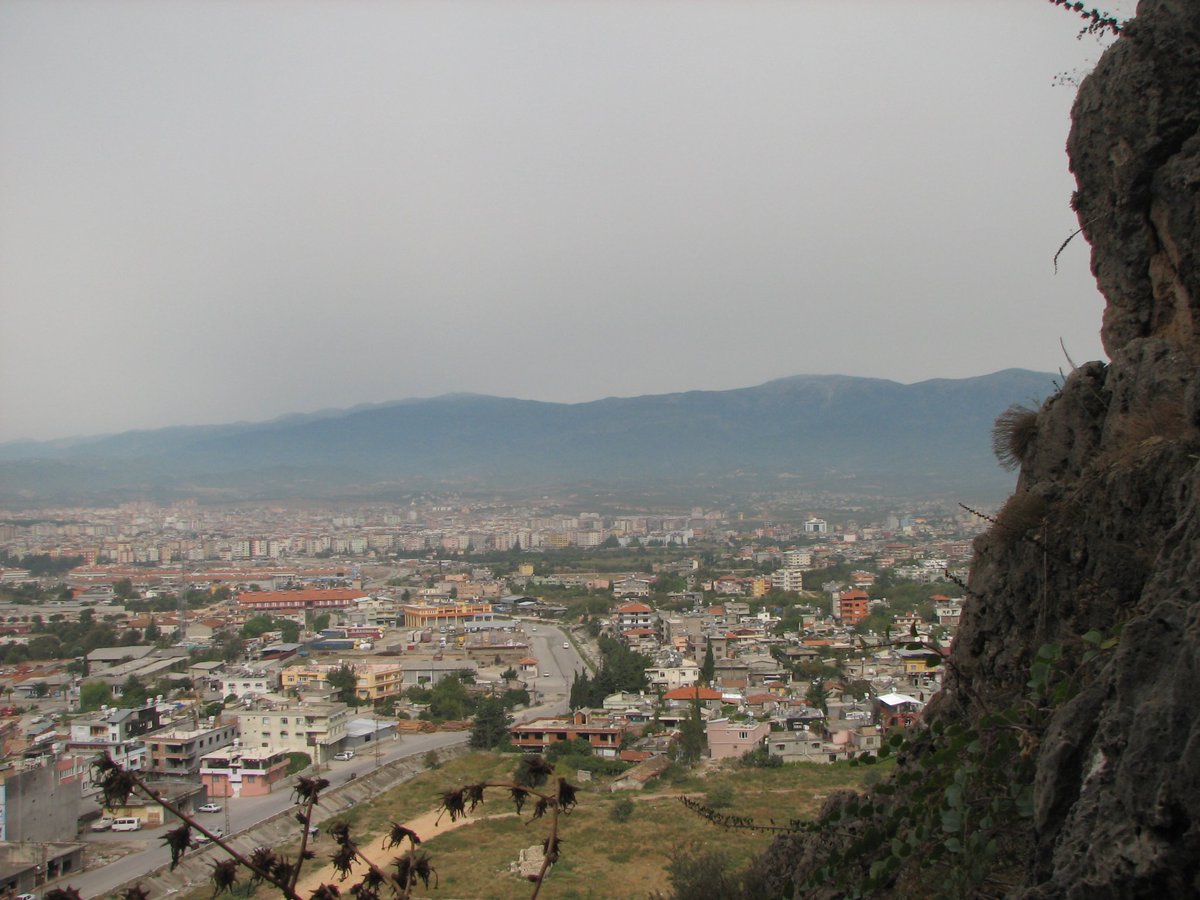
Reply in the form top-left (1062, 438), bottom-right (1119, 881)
top-left (0, 1), bottom-right (1131, 443)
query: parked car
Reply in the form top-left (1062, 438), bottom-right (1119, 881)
top-left (196, 828), bottom-right (225, 845)
top-left (333, 750), bottom-right (355, 761)
top-left (111, 817), bottom-right (141, 832)
top-left (563, 642), bottom-right (570, 649)
top-left (542, 671), bottom-right (551, 677)
top-left (16, 892), bottom-right (37, 900)
top-left (90, 816), bottom-right (115, 832)
top-left (197, 803), bottom-right (223, 813)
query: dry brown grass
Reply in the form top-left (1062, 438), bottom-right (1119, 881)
top-left (992, 491), bottom-right (1047, 545)
top-left (1115, 396), bottom-right (1192, 446)
top-left (992, 404), bottom-right (1039, 471)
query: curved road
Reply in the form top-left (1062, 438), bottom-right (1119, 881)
top-left (72, 623), bottom-right (582, 898)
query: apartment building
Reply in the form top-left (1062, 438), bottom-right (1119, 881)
top-left (236, 702), bottom-right (351, 761)
top-left (280, 662), bottom-right (403, 703)
top-left (142, 723), bottom-right (239, 779)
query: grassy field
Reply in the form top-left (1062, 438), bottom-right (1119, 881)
top-left (343, 755), bottom-right (878, 899)
top-left (170, 753), bottom-right (881, 900)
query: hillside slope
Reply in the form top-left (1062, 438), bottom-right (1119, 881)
top-left (759, 2), bottom-right (1200, 896)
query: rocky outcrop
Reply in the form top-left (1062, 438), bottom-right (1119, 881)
top-left (763, 2), bottom-right (1200, 896)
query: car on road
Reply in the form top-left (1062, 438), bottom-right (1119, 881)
top-left (16, 892), bottom-right (36, 900)
top-left (333, 750), bottom-right (355, 761)
top-left (197, 803), bottom-right (223, 813)
top-left (196, 828), bottom-right (225, 845)
top-left (111, 817), bottom-right (141, 832)
top-left (90, 816), bottom-right (115, 832)
top-left (542, 671), bottom-right (551, 677)
top-left (563, 642), bottom-right (569, 649)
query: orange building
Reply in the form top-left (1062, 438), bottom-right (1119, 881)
top-left (838, 589), bottom-right (870, 626)
top-left (237, 588), bottom-right (362, 613)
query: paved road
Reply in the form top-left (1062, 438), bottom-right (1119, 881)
top-left (71, 626), bottom-right (581, 898)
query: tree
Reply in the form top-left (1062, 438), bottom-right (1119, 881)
top-left (806, 679), bottom-right (829, 715)
top-left (429, 675), bottom-right (471, 720)
top-left (677, 697), bottom-right (707, 765)
top-left (327, 664), bottom-right (360, 707)
top-left (79, 680), bottom-right (110, 712)
top-left (112, 578), bottom-right (137, 600)
top-left (700, 643), bottom-right (716, 685)
top-left (121, 675), bottom-right (148, 707)
top-left (241, 615), bottom-right (277, 638)
top-left (312, 613), bottom-right (331, 632)
top-left (280, 620), bottom-right (301, 643)
top-left (469, 697), bottom-right (511, 749)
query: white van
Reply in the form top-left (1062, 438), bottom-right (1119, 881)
top-left (111, 817), bottom-right (142, 832)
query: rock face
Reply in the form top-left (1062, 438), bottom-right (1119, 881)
top-left (764, 3), bottom-right (1200, 896)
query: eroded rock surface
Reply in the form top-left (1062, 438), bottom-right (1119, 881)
top-left (765, 2), bottom-right (1200, 895)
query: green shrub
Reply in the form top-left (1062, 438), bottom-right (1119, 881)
top-left (705, 782), bottom-right (734, 809)
top-left (610, 797), bottom-right (635, 822)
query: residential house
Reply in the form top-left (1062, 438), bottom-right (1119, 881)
top-left (875, 692), bottom-right (925, 730)
top-left (612, 579), bottom-right (652, 599)
top-left (613, 601), bottom-right (655, 631)
top-left (510, 710), bottom-right (626, 759)
top-left (706, 719), bottom-right (771, 760)
top-left (200, 746), bottom-right (291, 798)
top-left (645, 660), bottom-right (700, 691)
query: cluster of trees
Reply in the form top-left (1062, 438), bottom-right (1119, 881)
top-left (402, 672), bottom-right (526, 721)
top-left (568, 635), bottom-right (651, 708)
top-left (0, 550), bottom-right (84, 577)
top-left (240, 614), bottom-right (300, 643)
top-left (78, 673), bottom-right (187, 711)
top-left (0, 609), bottom-right (141, 663)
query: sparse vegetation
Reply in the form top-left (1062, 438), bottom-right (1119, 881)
top-left (992, 404), bottom-right (1039, 471)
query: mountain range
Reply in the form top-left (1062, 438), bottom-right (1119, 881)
top-left (0, 370), bottom-right (1058, 505)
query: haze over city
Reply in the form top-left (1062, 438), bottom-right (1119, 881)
top-left (1, 1), bottom-right (1127, 444)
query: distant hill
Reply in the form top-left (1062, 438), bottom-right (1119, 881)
top-left (0, 370), bottom-right (1057, 504)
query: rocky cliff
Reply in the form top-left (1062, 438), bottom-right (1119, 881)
top-left (757, 2), bottom-right (1200, 896)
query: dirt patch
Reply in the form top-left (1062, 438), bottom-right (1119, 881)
top-left (83, 839), bottom-right (147, 871)
top-left (296, 806), bottom-right (519, 894)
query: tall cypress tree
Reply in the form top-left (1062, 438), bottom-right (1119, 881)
top-left (700, 643), bottom-right (715, 685)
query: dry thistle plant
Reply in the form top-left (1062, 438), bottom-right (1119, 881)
top-left (62, 752), bottom-right (579, 900)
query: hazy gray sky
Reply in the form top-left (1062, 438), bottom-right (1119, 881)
top-left (0, 1), bottom-right (1131, 443)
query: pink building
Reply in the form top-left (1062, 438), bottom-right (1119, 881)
top-left (200, 747), bottom-right (290, 798)
top-left (705, 719), bottom-right (771, 760)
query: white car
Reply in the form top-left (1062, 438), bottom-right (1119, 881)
top-left (542, 671), bottom-right (551, 677)
top-left (562, 642), bottom-right (569, 649)
top-left (197, 803), bottom-right (222, 813)
top-left (196, 828), bottom-right (225, 845)
top-left (333, 750), bottom-right (355, 761)
top-left (90, 816), bottom-right (115, 832)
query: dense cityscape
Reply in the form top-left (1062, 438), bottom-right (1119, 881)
top-left (0, 494), bottom-right (983, 896)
